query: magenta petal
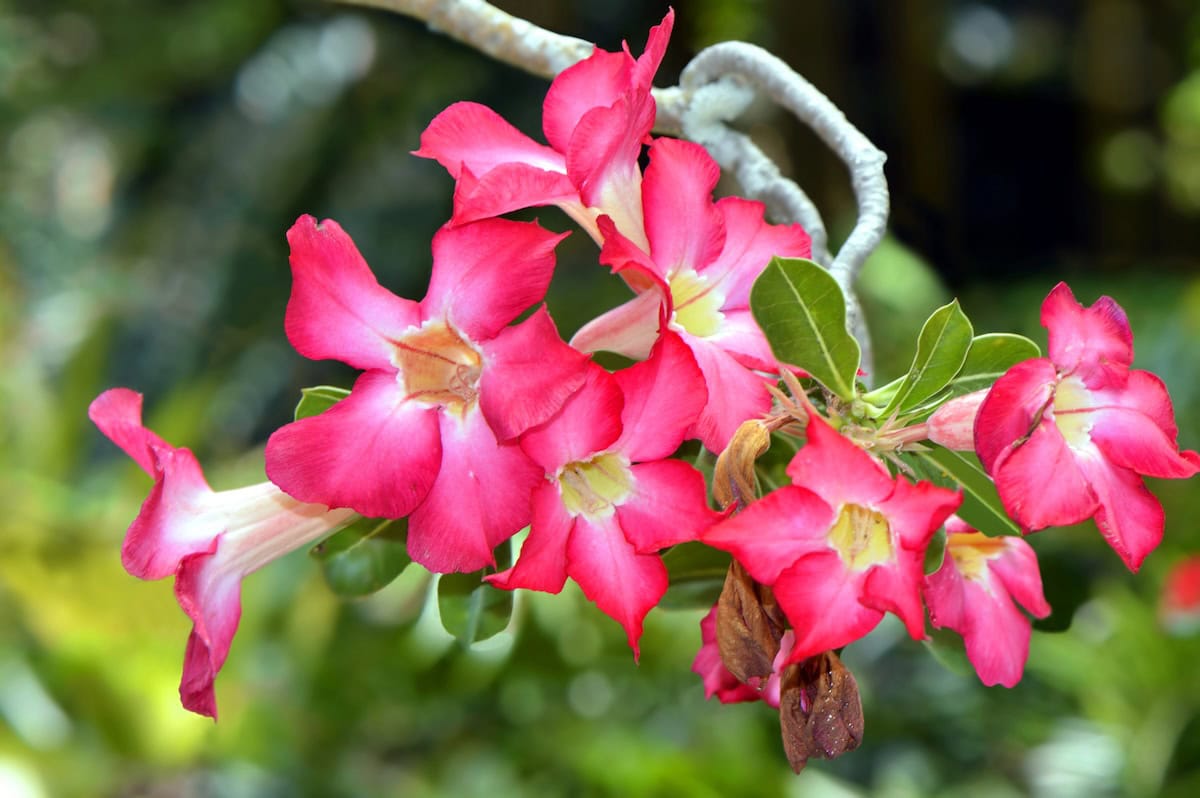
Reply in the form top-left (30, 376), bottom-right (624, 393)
top-left (701, 485), bottom-right (834, 584)
top-left (1042, 282), bottom-right (1133, 385)
top-left (786, 413), bottom-right (894, 508)
top-left (265, 370), bottom-right (440, 518)
top-left (686, 337), bottom-right (773, 453)
top-left (174, 545), bottom-right (240, 720)
top-left (285, 216), bottom-right (421, 371)
top-left (992, 422), bottom-right (1097, 531)
top-left (451, 162), bottom-right (580, 226)
top-left (617, 460), bottom-right (723, 552)
top-left (88, 388), bottom-right (171, 476)
top-left (517, 364), bottom-right (623, 472)
top-left (477, 307), bottom-right (591, 442)
top-left (876, 477), bottom-right (961, 552)
top-left (1077, 456), bottom-right (1165, 571)
top-left (422, 219), bottom-right (567, 341)
top-left (543, 49), bottom-right (631, 153)
top-left (613, 331), bottom-right (706, 461)
top-left (415, 101), bottom-right (566, 178)
top-left (703, 197), bottom-right (811, 304)
top-left (1090, 405), bottom-right (1200, 480)
top-left (860, 555), bottom-right (927, 641)
top-left (989, 537), bottom-right (1052, 619)
top-left (706, 309), bottom-right (776, 372)
top-left (693, 607), bottom-right (761, 703)
top-left (570, 289), bottom-right (664, 361)
top-left (974, 358), bottom-right (1057, 473)
top-left (642, 138), bottom-right (725, 271)
top-left (567, 97), bottom-right (650, 228)
top-left (406, 410), bottom-right (542, 574)
top-left (122, 445), bottom-right (218, 580)
top-left (487, 481), bottom-right (573, 593)
top-left (773, 552), bottom-right (883, 664)
top-left (566, 513), bottom-right (669, 657)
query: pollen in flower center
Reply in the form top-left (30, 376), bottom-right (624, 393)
top-left (947, 532), bottom-right (1007, 582)
top-left (1051, 374), bottom-right (1094, 449)
top-left (828, 503), bottom-right (892, 571)
top-left (557, 452), bottom-right (633, 519)
top-left (668, 269), bottom-right (723, 338)
top-left (392, 320), bottom-right (482, 414)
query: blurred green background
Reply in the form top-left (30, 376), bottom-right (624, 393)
top-left (3, 0), bottom-right (1200, 796)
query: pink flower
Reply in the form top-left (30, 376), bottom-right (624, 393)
top-left (703, 413), bottom-right (961, 664)
top-left (922, 517), bottom-right (1051, 687)
top-left (89, 388), bottom-right (354, 718)
top-left (486, 332), bottom-right (723, 655)
top-left (975, 282), bottom-right (1200, 571)
top-left (1160, 555), bottom-right (1200, 635)
top-left (414, 11), bottom-right (673, 246)
top-left (265, 215), bottom-right (589, 574)
top-left (571, 137), bottom-right (812, 451)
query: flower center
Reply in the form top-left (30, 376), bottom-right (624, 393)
top-left (946, 532), bottom-right (1007, 582)
top-left (391, 320), bottom-right (482, 415)
top-left (1051, 374), bottom-right (1094, 450)
top-left (668, 269), bottom-right (723, 338)
top-left (557, 453), bottom-right (633, 520)
top-left (828, 503), bottom-right (892, 571)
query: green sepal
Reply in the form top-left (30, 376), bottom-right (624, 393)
top-left (294, 385), bottom-right (351, 421)
top-left (310, 516), bottom-right (412, 597)
top-left (659, 542), bottom-right (732, 610)
top-left (750, 257), bottom-right (861, 401)
top-left (437, 540), bottom-right (514, 645)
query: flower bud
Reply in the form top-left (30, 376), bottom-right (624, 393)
top-left (927, 389), bottom-right (989, 451)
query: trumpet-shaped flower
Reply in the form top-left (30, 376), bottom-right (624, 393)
top-left (89, 388), bottom-right (355, 718)
top-left (571, 137), bottom-right (812, 451)
top-left (265, 215), bottom-right (589, 574)
top-left (975, 282), bottom-right (1200, 571)
top-left (414, 11), bottom-right (673, 246)
top-left (703, 414), bottom-right (961, 664)
top-left (922, 517), bottom-right (1051, 687)
top-left (486, 332), bottom-right (722, 654)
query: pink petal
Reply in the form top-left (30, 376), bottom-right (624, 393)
top-left (566, 513), bottom-right (669, 657)
top-left (422, 219), bottom-right (567, 341)
top-left (992, 421), bottom-right (1097, 531)
top-left (860, 552), bottom-right (928, 641)
top-left (1114, 370), bottom-right (1183, 440)
top-left (406, 410), bottom-right (542, 574)
top-left (122, 445), bottom-right (218, 580)
top-left (974, 358), bottom-right (1057, 473)
top-left (451, 162), bottom-right (581, 226)
top-left (785, 413), bottom-right (894, 508)
top-left (642, 138), bottom-right (725, 273)
top-left (596, 213), bottom-right (671, 286)
top-left (989, 536), bottom-right (1052, 619)
top-left (285, 216), bottom-right (421, 371)
top-left (629, 11), bottom-right (674, 94)
top-left (174, 543), bottom-right (240, 720)
top-left (265, 370), bottom-right (441, 518)
top-left (701, 485), bottom-right (834, 585)
top-left (88, 388), bottom-right (170, 476)
top-left (692, 606), bottom-right (762, 703)
top-left (1077, 456), bottom-right (1165, 571)
top-left (477, 306), bottom-right (592, 442)
top-left (773, 551), bottom-right (883, 664)
top-left (617, 459), bottom-right (723, 552)
top-left (567, 98), bottom-right (649, 236)
top-left (686, 336), bottom-right (774, 453)
top-left (927, 389), bottom-right (990, 451)
top-left (543, 49), bottom-right (631, 153)
top-left (415, 101), bottom-right (566, 178)
top-left (705, 309), bottom-right (776, 372)
top-left (876, 477), bottom-right (962, 552)
top-left (1042, 282), bottom-right (1133, 386)
top-left (517, 363), bottom-right (623, 472)
top-left (612, 331), bottom-right (706, 461)
top-left (570, 288), bottom-right (664, 361)
top-left (703, 196), bottom-right (811, 306)
top-left (1090, 405), bottom-right (1200, 480)
top-left (486, 481), bottom-right (573, 593)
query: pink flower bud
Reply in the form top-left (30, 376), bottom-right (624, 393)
top-left (927, 389), bottom-right (989, 451)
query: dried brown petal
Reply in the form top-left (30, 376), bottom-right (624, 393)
top-left (779, 650), bottom-right (865, 773)
top-left (716, 560), bottom-right (788, 684)
top-left (713, 419), bottom-right (770, 510)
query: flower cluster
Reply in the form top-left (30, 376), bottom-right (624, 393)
top-left (91, 9), bottom-right (1196, 775)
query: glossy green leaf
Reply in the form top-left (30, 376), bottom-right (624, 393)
top-left (750, 257), bottom-right (861, 400)
top-left (659, 542), bottom-right (732, 610)
top-left (437, 540), bottom-right (514, 645)
top-left (294, 385), bottom-right (351, 421)
top-left (882, 300), bottom-right (973, 415)
top-left (944, 333), bottom-right (1040, 399)
top-left (311, 516), bottom-right (412, 597)
top-left (916, 448), bottom-right (1020, 536)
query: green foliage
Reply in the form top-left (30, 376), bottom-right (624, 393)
top-left (945, 333), bottom-right (1041, 399)
top-left (437, 541), bottom-right (515, 645)
top-left (310, 516), bottom-right (412, 597)
top-left (866, 299), bottom-right (973, 415)
top-left (915, 448), bottom-right (1021, 536)
top-left (750, 257), bottom-right (861, 401)
top-left (294, 385), bottom-right (351, 420)
top-left (659, 542), bottom-right (731, 610)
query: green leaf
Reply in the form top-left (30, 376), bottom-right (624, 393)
top-left (923, 627), bottom-right (973, 678)
top-left (437, 540), bottom-right (514, 645)
top-left (750, 257), bottom-right (861, 401)
top-left (916, 448), bottom-right (1020, 536)
top-left (944, 333), bottom-right (1040, 399)
top-left (881, 300), bottom-right (973, 415)
top-left (294, 385), bottom-right (351, 421)
top-left (310, 516), bottom-right (411, 597)
top-left (659, 542), bottom-right (731, 610)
